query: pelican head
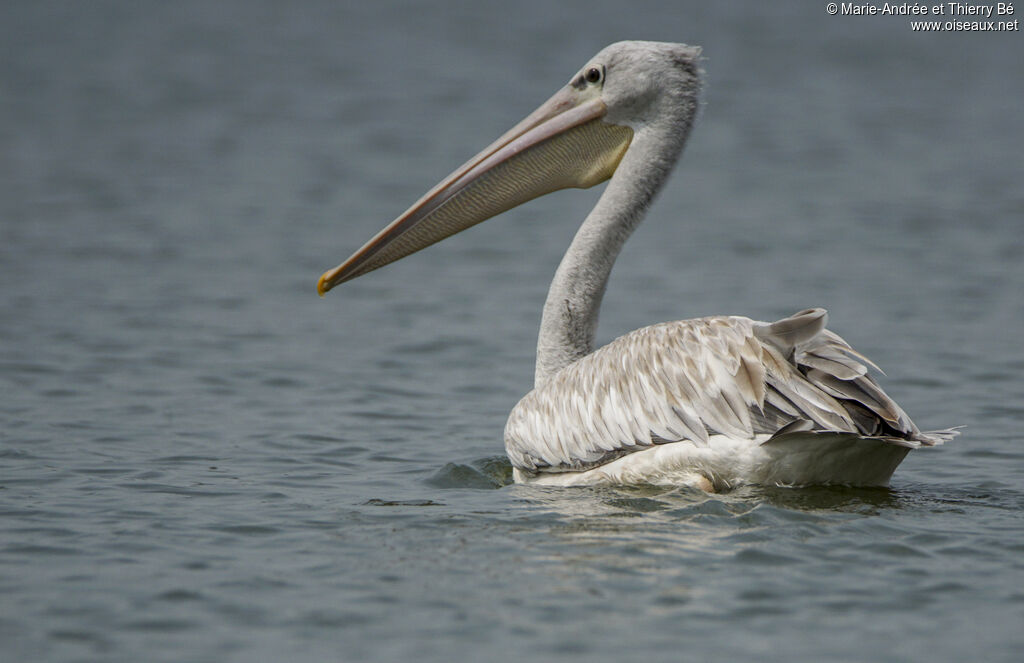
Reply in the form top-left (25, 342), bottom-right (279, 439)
top-left (318, 40), bottom-right (702, 294)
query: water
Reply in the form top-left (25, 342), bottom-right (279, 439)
top-left (2, 1), bottom-right (1023, 661)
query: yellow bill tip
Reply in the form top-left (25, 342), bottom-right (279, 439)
top-left (317, 272), bottom-right (332, 297)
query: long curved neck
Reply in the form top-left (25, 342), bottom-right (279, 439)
top-left (534, 106), bottom-right (697, 387)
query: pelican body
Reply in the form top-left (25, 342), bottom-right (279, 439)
top-left (319, 41), bottom-right (955, 490)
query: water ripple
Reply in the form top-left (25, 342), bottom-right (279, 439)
top-left (2, 3), bottom-right (1022, 662)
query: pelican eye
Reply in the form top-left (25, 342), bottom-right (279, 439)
top-left (584, 66), bottom-right (604, 84)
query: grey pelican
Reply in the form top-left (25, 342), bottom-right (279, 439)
top-left (318, 41), bottom-right (956, 490)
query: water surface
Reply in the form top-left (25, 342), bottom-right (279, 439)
top-left (2, 1), bottom-right (1023, 661)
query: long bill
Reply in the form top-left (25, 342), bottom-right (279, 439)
top-left (317, 88), bottom-right (633, 295)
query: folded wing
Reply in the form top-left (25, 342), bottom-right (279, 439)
top-left (505, 308), bottom-right (955, 473)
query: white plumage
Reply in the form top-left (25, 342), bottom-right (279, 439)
top-left (507, 308), bottom-right (955, 490)
top-left (318, 41), bottom-right (956, 490)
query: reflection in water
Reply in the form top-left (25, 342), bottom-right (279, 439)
top-left (499, 480), bottom-right (917, 599)
top-left (502, 462), bottom-right (906, 518)
top-left (752, 484), bottom-right (905, 513)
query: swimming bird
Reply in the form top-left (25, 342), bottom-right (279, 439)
top-left (318, 41), bottom-right (956, 490)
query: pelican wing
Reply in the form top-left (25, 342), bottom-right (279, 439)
top-left (505, 308), bottom-right (952, 473)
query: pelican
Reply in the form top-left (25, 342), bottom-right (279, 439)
top-left (318, 41), bottom-right (956, 490)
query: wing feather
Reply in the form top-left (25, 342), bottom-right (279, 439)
top-left (505, 308), bottom-right (949, 473)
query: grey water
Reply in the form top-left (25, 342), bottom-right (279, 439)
top-left (2, 1), bottom-right (1023, 661)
